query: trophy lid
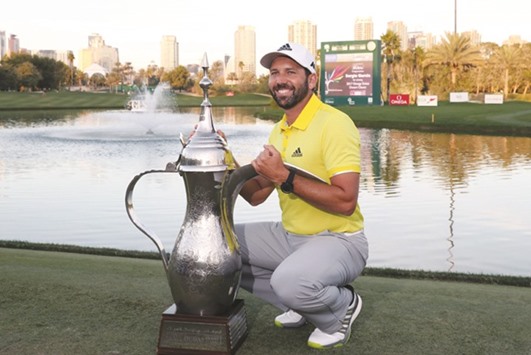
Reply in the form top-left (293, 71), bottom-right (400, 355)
top-left (178, 53), bottom-right (237, 172)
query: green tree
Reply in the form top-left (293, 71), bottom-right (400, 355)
top-left (238, 61), bottom-right (245, 79)
top-left (0, 65), bottom-right (17, 91)
top-left (392, 47), bottom-right (426, 103)
top-left (209, 60), bottom-right (225, 87)
top-left (492, 45), bottom-right (522, 98)
top-left (238, 71), bottom-right (257, 93)
top-left (380, 30), bottom-right (402, 103)
top-left (14, 62), bottom-right (42, 91)
top-left (89, 73), bottom-right (106, 90)
top-left (162, 65), bottom-right (190, 91)
top-left (520, 43), bottom-right (531, 95)
top-left (32, 56), bottom-right (68, 90)
top-left (424, 32), bottom-right (483, 89)
top-left (106, 63), bottom-right (122, 93)
top-left (67, 51), bottom-right (75, 89)
top-left (256, 74), bottom-right (269, 94)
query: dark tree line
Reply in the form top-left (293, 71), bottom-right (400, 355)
top-left (0, 53), bottom-right (70, 91)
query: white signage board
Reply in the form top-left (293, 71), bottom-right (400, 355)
top-left (450, 92), bottom-right (469, 102)
top-left (485, 94), bottom-right (504, 104)
top-left (417, 95), bottom-right (438, 106)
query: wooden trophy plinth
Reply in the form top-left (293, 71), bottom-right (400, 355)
top-left (157, 299), bottom-right (248, 355)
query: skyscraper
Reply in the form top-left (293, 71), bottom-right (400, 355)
top-left (408, 31), bottom-right (436, 50)
top-left (7, 34), bottom-right (19, 56)
top-left (234, 26), bottom-right (256, 77)
top-left (78, 33), bottom-right (119, 72)
top-left (0, 31), bottom-right (6, 59)
top-left (288, 20), bottom-right (317, 57)
top-left (161, 35), bottom-right (179, 70)
top-left (354, 17), bottom-right (374, 41)
top-left (503, 35), bottom-right (527, 46)
top-left (387, 21), bottom-right (408, 51)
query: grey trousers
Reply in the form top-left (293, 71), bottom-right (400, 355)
top-left (235, 221), bottom-right (369, 333)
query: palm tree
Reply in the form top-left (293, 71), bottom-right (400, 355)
top-left (520, 44), bottom-right (531, 95)
top-left (492, 45), bottom-right (522, 98)
top-left (395, 47), bottom-right (425, 103)
top-left (424, 32), bottom-right (482, 89)
top-left (67, 51), bottom-right (75, 90)
top-left (238, 61), bottom-right (245, 80)
top-left (380, 30), bottom-right (401, 103)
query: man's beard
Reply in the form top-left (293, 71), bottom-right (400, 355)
top-left (270, 80), bottom-right (310, 110)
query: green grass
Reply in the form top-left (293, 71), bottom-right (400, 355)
top-left (1, 245), bottom-right (531, 354)
top-left (0, 91), bottom-right (271, 110)
top-left (257, 101), bottom-right (531, 136)
top-left (0, 91), bottom-right (129, 110)
top-left (1, 91), bottom-right (530, 136)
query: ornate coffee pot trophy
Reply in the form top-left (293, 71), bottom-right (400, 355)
top-left (125, 54), bottom-right (256, 354)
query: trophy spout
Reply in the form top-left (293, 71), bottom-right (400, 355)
top-left (223, 164), bottom-right (257, 212)
top-left (220, 164), bottom-right (257, 245)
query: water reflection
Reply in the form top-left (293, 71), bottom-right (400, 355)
top-left (0, 108), bottom-right (530, 276)
top-left (359, 128), bottom-right (530, 276)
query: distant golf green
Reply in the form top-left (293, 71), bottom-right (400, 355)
top-left (0, 91), bottom-right (530, 136)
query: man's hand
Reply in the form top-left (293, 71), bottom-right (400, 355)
top-left (252, 145), bottom-right (290, 185)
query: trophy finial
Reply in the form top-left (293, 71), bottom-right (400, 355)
top-left (199, 53), bottom-right (213, 100)
top-left (201, 52), bottom-right (209, 69)
top-left (177, 51), bottom-right (235, 172)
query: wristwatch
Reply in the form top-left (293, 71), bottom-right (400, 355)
top-left (280, 169), bottom-right (296, 194)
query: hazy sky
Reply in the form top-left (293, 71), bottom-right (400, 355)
top-left (2, 0), bottom-right (529, 74)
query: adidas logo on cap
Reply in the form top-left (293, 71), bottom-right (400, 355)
top-left (260, 42), bottom-right (316, 74)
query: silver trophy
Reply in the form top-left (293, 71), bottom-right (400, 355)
top-left (125, 54), bottom-right (256, 354)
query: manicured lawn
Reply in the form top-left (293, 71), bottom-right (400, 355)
top-left (0, 90), bottom-right (129, 109)
top-left (1, 247), bottom-right (530, 354)
top-left (1, 91), bottom-right (530, 136)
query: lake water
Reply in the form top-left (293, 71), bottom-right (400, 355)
top-left (1, 107), bottom-right (530, 277)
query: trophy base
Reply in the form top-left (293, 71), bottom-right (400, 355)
top-left (157, 299), bottom-right (248, 355)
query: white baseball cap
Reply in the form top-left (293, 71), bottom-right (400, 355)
top-left (260, 42), bottom-right (316, 74)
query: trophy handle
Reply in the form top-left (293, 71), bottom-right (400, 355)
top-left (125, 169), bottom-right (178, 271)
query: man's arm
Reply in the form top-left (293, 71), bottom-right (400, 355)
top-left (252, 145), bottom-right (359, 216)
top-left (239, 175), bottom-right (275, 206)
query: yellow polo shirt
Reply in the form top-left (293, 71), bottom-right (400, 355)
top-left (269, 94), bottom-right (364, 235)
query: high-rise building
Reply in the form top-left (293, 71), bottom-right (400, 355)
top-left (33, 50), bottom-right (57, 60)
top-left (55, 51), bottom-right (72, 66)
top-left (408, 31), bottom-right (436, 50)
top-left (0, 31), bottom-right (6, 59)
top-left (160, 35), bottom-right (178, 70)
top-left (288, 20), bottom-right (317, 57)
top-left (503, 35), bottom-right (527, 46)
top-left (463, 30), bottom-right (481, 46)
top-left (234, 26), bottom-right (256, 77)
top-left (7, 34), bottom-right (20, 56)
top-left (78, 33), bottom-right (119, 72)
top-left (354, 17), bottom-right (374, 41)
top-left (387, 21), bottom-right (408, 51)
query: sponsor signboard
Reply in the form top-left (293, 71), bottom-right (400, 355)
top-left (450, 92), bottom-right (469, 102)
top-left (417, 95), bottom-right (438, 106)
top-left (484, 94), bottom-right (503, 104)
top-left (320, 40), bottom-right (382, 106)
top-left (389, 94), bottom-right (410, 106)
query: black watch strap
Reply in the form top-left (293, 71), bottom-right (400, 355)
top-left (280, 169), bottom-right (296, 194)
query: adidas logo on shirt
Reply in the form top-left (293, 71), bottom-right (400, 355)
top-left (291, 147), bottom-right (303, 157)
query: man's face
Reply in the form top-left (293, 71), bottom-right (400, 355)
top-left (268, 56), bottom-right (313, 110)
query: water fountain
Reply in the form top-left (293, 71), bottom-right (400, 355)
top-left (126, 82), bottom-right (175, 113)
top-left (124, 82), bottom-right (179, 135)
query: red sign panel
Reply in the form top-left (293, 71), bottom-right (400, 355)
top-left (390, 94), bottom-right (410, 106)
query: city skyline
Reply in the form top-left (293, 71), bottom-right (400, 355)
top-left (2, 0), bottom-right (529, 75)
